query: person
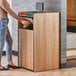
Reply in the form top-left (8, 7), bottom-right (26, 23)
top-left (0, 0), bottom-right (32, 70)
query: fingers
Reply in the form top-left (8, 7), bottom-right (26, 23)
top-left (24, 18), bottom-right (33, 24)
top-left (21, 20), bottom-right (30, 27)
top-left (19, 17), bottom-right (33, 27)
top-left (24, 21), bottom-right (31, 27)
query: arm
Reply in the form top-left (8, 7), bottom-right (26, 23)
top-left (0, 0), bottom-right (19, 20)
top-left (0, 0), bottom-right (33, 26)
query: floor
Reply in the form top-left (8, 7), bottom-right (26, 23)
top-left (0, 56), bottom-right (76, 76)
top-left (0, 67), bottom-right (76, 76)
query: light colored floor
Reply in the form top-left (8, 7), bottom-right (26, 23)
top-left (1, 56), bottom-right (76, 76)
top-left (0, 67), bottom-right (76, 76)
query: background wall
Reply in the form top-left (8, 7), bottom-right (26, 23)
top-left (12, 0), bottom-right (67, 68)
top-left (67, 33), bottom-right (76, 49)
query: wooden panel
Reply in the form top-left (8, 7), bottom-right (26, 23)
top-left (34, 13), bottom-right (60, 71)
top-left (67, 0), bottom-right (76, 26)
top-left (19, 29), bottom-right (33, 70)
top-left (67, 0), bottom-right (76, 17)
top-left (67, 16), bottom-right (76, 21)
top-left (67, 16), bottom-right (76, 26)
top-left (67, 21), bottom-right (76, 27)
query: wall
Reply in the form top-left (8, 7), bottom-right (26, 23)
top-left (12, 0), bottom-right (66, 68)
top-left (67, 33), bottom-right (76, 49)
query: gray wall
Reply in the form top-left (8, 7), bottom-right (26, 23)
top-left (12, 0), bottom-right (67, 67)
top-left (67, 33), bottom-right (76, 49)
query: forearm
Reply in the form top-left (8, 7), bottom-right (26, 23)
top-left (7, 9), bottom-right (19, 20)
top-left (0, 0), bottom-right (32, 26)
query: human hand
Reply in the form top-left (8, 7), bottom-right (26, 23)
top-left (18, 18), bottom-right (31, 27)
top-left (25, 18), bottom-right (33, 24)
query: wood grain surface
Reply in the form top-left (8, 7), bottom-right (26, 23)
top-left (19, 29), bottom-right (33, 70)
top-left (67, 0), bottom-right (76, 17)
top-left (67, 0), bottom-right (76, 26)
top-left (18, 12), bottom-right (60, 72)
top-left (34, 13), bottom-right (60, 71)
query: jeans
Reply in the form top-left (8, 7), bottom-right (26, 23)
top-left (0, 18), bottom-right (12, 64)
